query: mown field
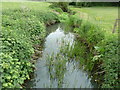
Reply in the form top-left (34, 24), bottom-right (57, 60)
top-left (1, 2), bottom-right (119, 88)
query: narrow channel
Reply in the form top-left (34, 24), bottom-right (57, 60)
top-left (25, 23), bottom-right (94, 88)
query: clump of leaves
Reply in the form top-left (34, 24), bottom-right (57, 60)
top-left (1, 28), bottom-right (34, 88)
top-left (97, 34), bottom-right (119, 88)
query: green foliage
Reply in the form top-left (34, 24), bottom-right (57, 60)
top-left (97, 34), bottom-right (119, 88)
top-left (54, 8), bottom-right (63, 14)
top-left (67, 15), bottom-right (82, 28)
top-left (1, 27), bottom-right (34, 88)
top-left (61, 12), bottom-right (118, 87)
top-left (47, 54), bottom-right (67, 87)
top-left (75, 21), bottom-right (104, 46)
top-left (37, 12), bottom-right (59, 25)
top-left (58, 12), bottom-right (69, 23)
top-left (0, 53), bottom-right (33, 88)
top-left (50, 2), bottom-right (69, 12)
top-left (1, 7), bottom-right (59, 88)
top-left (59, 14), bottom-right (82, 30)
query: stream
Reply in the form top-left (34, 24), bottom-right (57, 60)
top-left (25, 23), bottom-right (95, 88)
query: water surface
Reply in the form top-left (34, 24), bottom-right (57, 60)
top-left (25, 24), bottom-right (94, 88)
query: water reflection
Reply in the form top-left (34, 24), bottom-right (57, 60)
top-left (25, 24), bottom-right (94, 88)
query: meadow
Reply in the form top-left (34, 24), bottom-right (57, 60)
top-left (70, 6), bottom-right (118, 33)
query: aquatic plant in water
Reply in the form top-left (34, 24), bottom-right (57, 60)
top-left (46, 53), bottom-right (68, 87)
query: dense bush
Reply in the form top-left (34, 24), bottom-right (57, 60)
top-left (1, 8), bottom-right (59, 88)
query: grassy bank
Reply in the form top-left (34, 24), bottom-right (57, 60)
top-left (59, 6), bottom-right (119, 88)
top-left (1, 2), bottom-right (59, 88)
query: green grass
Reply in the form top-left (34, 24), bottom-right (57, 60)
top-left (2, 2), bottom-right (52, 11)
top-left (70, 6), bottom-right (118, 33)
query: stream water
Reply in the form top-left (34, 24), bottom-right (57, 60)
top-left (25, 23), bottom-right (95, 88)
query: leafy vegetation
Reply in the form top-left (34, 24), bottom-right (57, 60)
top-left (1, 2), bottom-right (119, 88)
top-left (47, 54), bottom-right (67, 88)
top-left (97, 34), bottom-right (119, 88)
top-left (57, 6), bottom-right (119, 88)
top-left (1, 2), bottom-right (59, 88)
top-left (70, 7), bottom-right (119, 88)
top-left (50, 2), bottom-right (69, 12)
